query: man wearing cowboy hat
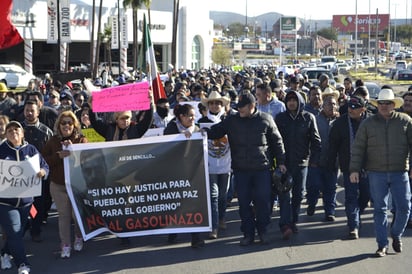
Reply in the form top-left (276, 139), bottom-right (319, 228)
top-left (350, 88), bottom-right (412, 257)
top-left (198, 90), bottom-right (232, 240)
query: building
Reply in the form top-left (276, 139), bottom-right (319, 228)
top-left (1, 0), bottom-right (213, 75)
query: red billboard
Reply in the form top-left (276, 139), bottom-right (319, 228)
top-left (332, 14), bottom-right (390, 32)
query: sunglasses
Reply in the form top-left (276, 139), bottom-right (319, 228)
top-left (60, 121), bottom-right (74, 126)
top-left (377, 101), bottom-right (393, 105)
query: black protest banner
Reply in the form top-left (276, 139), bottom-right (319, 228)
top-left (64, 133), bottom-right (211, 241)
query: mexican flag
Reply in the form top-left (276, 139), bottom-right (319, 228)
top-left (0, 0), bottom-right (23, 50)
top-left (141, 14), bottom-right (166, 104)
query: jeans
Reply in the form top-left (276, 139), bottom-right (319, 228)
top-left (306, 166), bottom-right (337, 216)
top-left (289, 165), bottom-right (308, 224)
top-left (234, 169), bottom-right (272, 238)
top-left (209, 173), bottom-right (230, 230)
top-left (342, 172), bottom-right (370, 230)
top-left (0, 204), bottom-right (30, 267)
top-left (226, 173), bottom-right (235, 202)
top-left (368, 171), bottom-right (411, 249)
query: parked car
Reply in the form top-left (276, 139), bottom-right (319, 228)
top-left (331, 62), bottom-right (351, 75)
top-left (362, 82), bottom-right (381, 99)
top-left (300, 67), bottom-right (336, 86)
top-left (394, 69), bottom-right (412, 81)
top-left (0, 64), bottom-right (36, 89)
top-left (395, 60), bottom-right (407, 70)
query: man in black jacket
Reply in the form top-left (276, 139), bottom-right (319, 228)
top-left (275, 91), bottom-right (321, 238)
top-left (205, 92), bottom-right (286, 246)
top-left (22, 100), bottom-right (54, 242)
top-left (328, 96), bottom-right (370, 240)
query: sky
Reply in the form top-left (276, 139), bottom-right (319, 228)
top-left (207, 0), bottom-right (412, 20)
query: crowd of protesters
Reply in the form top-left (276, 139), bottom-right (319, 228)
top-left (1, 65), bottom-right (412, 273)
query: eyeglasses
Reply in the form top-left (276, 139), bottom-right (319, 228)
top-left (377, 101), bottom-right (393, 105)
top-left (60, 121), bottom-right (74, 126)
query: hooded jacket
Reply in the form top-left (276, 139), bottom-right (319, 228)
top-left (275, 90), bottom-right (321, 167)
top-left (0, 140), bottom-right (49, 207)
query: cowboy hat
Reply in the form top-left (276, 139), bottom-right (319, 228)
top-left (201, 90), bottom-right (230, 106)
top-left (321, 87), bottom-right (339, 101)
top-left (370, 88), bottom-right (404, 109)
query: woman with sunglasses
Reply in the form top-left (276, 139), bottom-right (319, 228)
top-left (42, 111), bottom-right (88, 259)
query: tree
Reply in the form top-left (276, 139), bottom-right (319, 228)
top-left (211, 44), bottom-right (232, 67)
top-left (317, 27), bottom-right (337, 41)
top-left (101, 25), bottom-right (112, 69)
top-left (89, 0), bottom-right (96, 76)
top-left (123, 0), bottom-right (142, 70)
top-left (93, 0), bottom-right (104, 78)
top-left (171, 0), bottom-right (180, 69)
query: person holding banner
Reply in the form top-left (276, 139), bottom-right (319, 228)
top-left (202, 92), bottom-right (287, 246)
top-left (0, 121), bottom-right (49, 274)
top-left (198, 90), bottom-right (232, 239)
top-left (89, 104), bottom-right (153, 141)
top-left (42, 111), bottom-right (88, 259)
top-left (164, 103), bottom-right (205, 248)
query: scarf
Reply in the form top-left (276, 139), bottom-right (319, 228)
top-left (113, 126), bottom-right (129, 141)
top-left (206, 109), bottom-right (225, 124)
top-left (176, 119), bottom-right (195, 134)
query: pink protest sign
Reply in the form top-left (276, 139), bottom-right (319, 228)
top-left (92, 82), bottom-right (150, 112)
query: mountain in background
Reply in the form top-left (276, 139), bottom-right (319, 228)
top-left (210, 11), bottom-right (331, 31)
top-left (210, 11), bottom-right (408, 32)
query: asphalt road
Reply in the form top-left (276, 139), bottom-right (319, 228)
top-left (2, 186), bottom-right (412, 274)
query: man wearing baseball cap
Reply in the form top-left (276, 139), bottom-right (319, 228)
top-left (203, 91), bottom-right (286, 246)
top-left (328, 95), bottom-right (371, 240)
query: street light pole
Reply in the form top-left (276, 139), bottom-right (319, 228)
top-left (355, 0), bottom-right (358, 74)
top-left (118, 0), bottom-right (121, 75)
top-left (368, 0), bottom-right (371, 57)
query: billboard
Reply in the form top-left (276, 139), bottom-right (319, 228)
top-left (332, 14), bottom-right (390, 33)
top-left (281, 17), bottom-right (296, 31)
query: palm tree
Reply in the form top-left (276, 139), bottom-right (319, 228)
top-left (89, 0), bottom-right (96, 75)
top-left (102, 25), bottom-right (113, 70)
top-left (93, 0), bottom-right (104, 78)
top-left (123, 0), bottom-right (151, 70)
top-left (171, 0), bottom-right (180, 69)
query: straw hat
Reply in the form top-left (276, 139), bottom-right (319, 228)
top-left (370, 89), bottom-right (404, 109)
top-left (201, 90), bottom-right (230, 106)
top-left (321, 87), bottom-right (339, 101)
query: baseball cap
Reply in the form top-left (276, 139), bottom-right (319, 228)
top-left (348, 96), bottom-right (367, 109)
top-left (5, 121), bottom-right (23, 131)
top-left (236, 93), bottom-right (256, 108)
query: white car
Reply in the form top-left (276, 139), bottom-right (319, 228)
top-left (0, 64), bottom-right (36, 89)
